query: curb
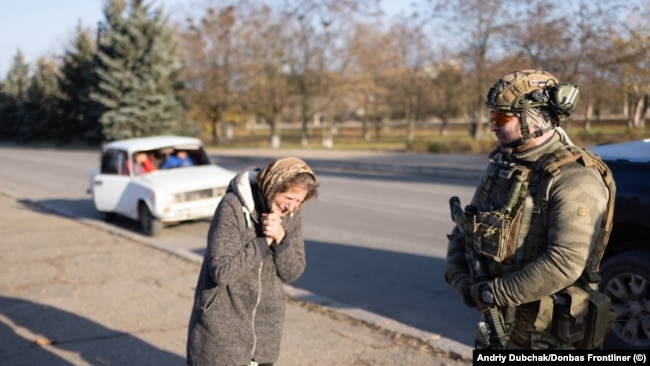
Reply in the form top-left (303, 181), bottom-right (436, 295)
top-left (1, 156), bottom-right (477, 362)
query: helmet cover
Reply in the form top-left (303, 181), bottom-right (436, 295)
top-left (486, 69), bottom-right (560, 112)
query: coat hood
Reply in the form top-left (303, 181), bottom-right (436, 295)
top-left (228, 169), bottom-right (263, 228)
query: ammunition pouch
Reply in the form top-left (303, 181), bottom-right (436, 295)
top-left (464, 208), bottom-right (522, 263)
top-left (550, 285), bottom-right (612, 349)
top-left (576, 288), bottom-right (613, 349)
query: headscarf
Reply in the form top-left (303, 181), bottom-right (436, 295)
top-left (256, 157), bottom-right (317, 209)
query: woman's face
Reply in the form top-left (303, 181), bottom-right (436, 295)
top-left (271, 184), bottom-right (309, 217)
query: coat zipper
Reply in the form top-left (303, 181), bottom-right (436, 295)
top-left (250, 261), bottom-right (263, 362)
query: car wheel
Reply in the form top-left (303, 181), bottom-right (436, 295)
top-left (139, 203), bottom-right (163, 236)
top-left (599, 250), bottom-right (650, 349)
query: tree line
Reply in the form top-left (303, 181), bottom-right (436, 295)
top-left (0, 0), bottom-right (647, 147)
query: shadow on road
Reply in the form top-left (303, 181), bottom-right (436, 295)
top-left (291, 239), bottom-right (477, 346)
top-left (191, 238), bottom-right (478, 347)
top-left (0, 296), bottom-right (185, 365)
top-left (22, 197), bottom-right (210, 237)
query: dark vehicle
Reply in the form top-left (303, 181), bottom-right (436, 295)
top-left (590, 139), bottom-right (650, 349)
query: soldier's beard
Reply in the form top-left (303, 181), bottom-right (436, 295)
top-left (498, 145), bottom-right (515, 156)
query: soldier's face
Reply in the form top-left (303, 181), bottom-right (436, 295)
top-left (489, 111), bottom-right (522, 145)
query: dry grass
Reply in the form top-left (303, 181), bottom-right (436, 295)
top-left (208, 119), bottom-right (649, 154)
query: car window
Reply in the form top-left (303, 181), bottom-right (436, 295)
top-left (100, 149), bottom-right (127, 175)
top-left (157, 145), bottom-right (211, 168)
top-left (193, 147), bottom-right (211, 165)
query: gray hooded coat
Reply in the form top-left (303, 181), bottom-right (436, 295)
top-left (187, 169), bottom-right (306, 365)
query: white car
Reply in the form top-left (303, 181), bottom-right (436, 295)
top-left (87, 135), bottom-right (235, 236)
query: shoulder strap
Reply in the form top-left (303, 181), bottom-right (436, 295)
top-left (532, 145), bottom-right (616, 282)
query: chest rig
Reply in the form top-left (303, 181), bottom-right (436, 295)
top-left (464, 144), bottom-right (615, 282)
top-left (463, 151), bottom-right (532, 269)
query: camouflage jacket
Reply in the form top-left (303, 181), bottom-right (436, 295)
top-left (446, 132), bottom-right (610, 308)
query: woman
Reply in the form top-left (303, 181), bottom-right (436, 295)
top-left (187, 157), bottom-right (319, 366)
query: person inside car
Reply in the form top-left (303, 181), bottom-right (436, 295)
top-left (123, 152), bottom-right (156, 175)
top-left (161, 150), bottom-right (193, 169)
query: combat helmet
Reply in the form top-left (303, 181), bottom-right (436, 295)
top-left (486, 69), bottom-right (580, 145)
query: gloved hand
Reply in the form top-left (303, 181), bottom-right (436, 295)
top-left (450, 273), bottom-right (477, 308)
top-left (470, 281), bottom-right (494, 311)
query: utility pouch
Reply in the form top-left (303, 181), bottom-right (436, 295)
top-left (575, 289), bottom-right (612, 349)
top-left (552, 286), bottom-right (589, 344)
top-left (464, 208), bottom-right (521, 263)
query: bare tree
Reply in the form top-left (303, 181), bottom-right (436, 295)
top-left (178, 4), bottom-right (240, 145)
top-left (167, 0), bottom-right (646, 146)
top-left (600, 3), bottom-right (650, 129)
top-left (383, 13), bottom-right (436, 144)
top-left (507, 0), bottom-right (627, 130)
top-left (429, 61), bottom-right (465, 136)
top-left (435, 0), bottom-right (511, 140)
top-left (240, 4), bottom-right (292, 148)
top-left (348, 23), bottom-right (392, 141)
top-left (281, 0), bottom-right (380, 147)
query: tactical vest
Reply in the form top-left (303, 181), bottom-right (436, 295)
top-left (465, 143), bottom-right (616, 348)
top-left (527, 146), bottom-right (616, 283)
top-left (465, 143), bottom-right (615, 282)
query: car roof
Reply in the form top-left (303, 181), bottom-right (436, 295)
top-left (102, 135), bottom-right (204, 153)
top-left (588, 138), bottom-right (650, 164)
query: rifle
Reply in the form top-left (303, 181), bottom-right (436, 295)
top-left (449, 196), bottom-right (509, 349)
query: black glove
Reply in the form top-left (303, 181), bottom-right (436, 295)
top-left (470, 281), bottom-right (495, 311)
top-left (450, 273), bottom-right (477, 308)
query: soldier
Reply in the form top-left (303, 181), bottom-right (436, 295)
top-left (445, 69), bottom-right (616, 349)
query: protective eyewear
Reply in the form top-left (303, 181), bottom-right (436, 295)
top-left (489, 111), bottom-right (519, 127)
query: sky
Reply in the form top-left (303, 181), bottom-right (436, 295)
top-left (0, 0), bottom-right (185, 77)
top-left (0, 0), bottom-right (407, 78)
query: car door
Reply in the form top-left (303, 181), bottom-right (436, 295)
top-left (92, 149), bottom-right (131, 214)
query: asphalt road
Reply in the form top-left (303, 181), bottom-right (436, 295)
top-left (0, 191), bottom-right (472, 365)
top-left (0, 145), bottom-right (487, 361)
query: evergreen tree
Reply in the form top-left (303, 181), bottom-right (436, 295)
top-left (59, 23), bottom-right (102, 143)
top-left (23, 57), bottom-right (61, 142)
top-left (0, 50), bottom-right (31, 141)
top-left (91, 0), bottom-right (185, 141)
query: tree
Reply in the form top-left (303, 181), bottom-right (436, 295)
top-left (507, 0), bottom-right (627, 131)
top-left (91, 0), bottom-right (185, 141)
top-left (348, 23), bottom-right (391, 141)
top-left (0, 50), bottom-right (31, 141)
top-left (383, 13), bottom-right (436, 144)
top-left (178, 4), bottom-right (240, 145)
top-left (429, 62), bottom-right (465, 136)
top-left (281, 0), bottom-right (379, 147)
top-left (435, 0), bottom-right (511, 140)
top-left (58, 22), bottom-right (101, 143)
top-left (239, 4), bottom-right (291, 148)
top-left (600, 3), bottom-right (650, 129)
top-left (23, 57), bottom-right (61, 142)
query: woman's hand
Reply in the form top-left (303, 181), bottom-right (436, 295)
top-left (261, 212), bottom-right (285, 245)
